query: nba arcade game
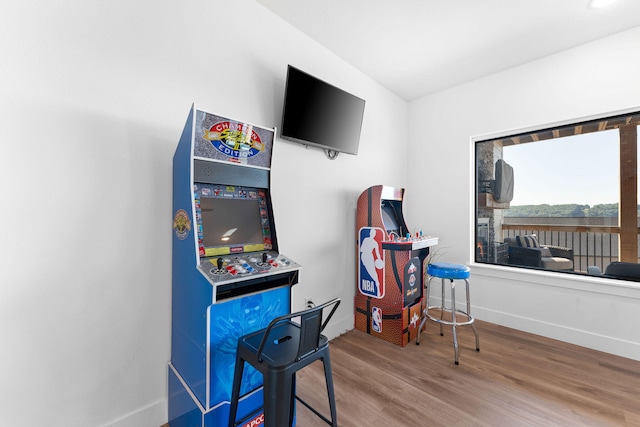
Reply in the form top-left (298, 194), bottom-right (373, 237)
top-left (168, 106), bottom-right (300, 427)
top-left (355, 185), bottom-right (438, 346)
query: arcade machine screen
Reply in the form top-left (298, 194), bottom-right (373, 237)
top-left (381, 200), bottom-right (407, 237)
top-left (195, 183), bottom-right (273, 257)
top-left (200, 198), bottom-right (262, 248)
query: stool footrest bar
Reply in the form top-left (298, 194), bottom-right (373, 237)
top-left (425, 308), bottom-right (475, 326)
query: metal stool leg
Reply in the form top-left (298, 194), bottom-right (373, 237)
top-left (322, 353), bottom-right (338, 426)
top-left (451, 279), bottom-right (459, 365)
top-left (465, 278), bottom-right (480, 351)
top-left (228, 355), bottom-right (245, 427)
top-left (262, 370), bottom-right (294, 427)
top-left (416, 275), bottom-right (433, 345)
top-left (439, 278), bottom-right (445, 336)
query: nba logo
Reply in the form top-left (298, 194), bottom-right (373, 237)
top-left (372, 306), bottom-right (382, 333)
top-left (358, 227), bottom-right (385, 298)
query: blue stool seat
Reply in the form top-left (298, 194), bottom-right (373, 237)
top-left (417, 262), bottom-right (479, 365)
top-left (427, 262), bottom-right (470, 280)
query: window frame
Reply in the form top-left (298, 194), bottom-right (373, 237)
top-left (473, 109), bottom-right (640, 279)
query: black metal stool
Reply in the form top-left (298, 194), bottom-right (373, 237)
top-left (416, 262), bottom-right (479, 364)
top-left (228, 298), bottom-right (340, 427)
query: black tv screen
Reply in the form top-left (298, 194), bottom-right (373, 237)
top-left (281, 65), bottom-right (365, 155)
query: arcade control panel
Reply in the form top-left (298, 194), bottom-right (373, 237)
top-left (382, 234), bottom-right (439, 250)
top-left (197, 251), bottom-right (301, 300)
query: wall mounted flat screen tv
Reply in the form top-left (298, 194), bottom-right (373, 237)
top-left (281, 65), bottom-right (366, 155)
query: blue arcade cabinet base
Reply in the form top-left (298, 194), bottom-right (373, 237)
top-left (168, 364), bottom-right (269, 427)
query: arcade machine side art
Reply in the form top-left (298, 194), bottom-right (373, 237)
top-left (355, 185), bottom-right (438, 347)
top-left (168, 105), bottom-right (301, 427)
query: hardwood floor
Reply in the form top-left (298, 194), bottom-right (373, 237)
top-left (293, 320), bottom-right (640, 427)
top-left (163, 319), bottom-right (640, 426)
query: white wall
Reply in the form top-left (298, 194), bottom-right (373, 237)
top-left (5, 1), bottom-right (638, 425)
top-left (0, 1), bottom-right (407, 426)
top-left (407, 26), bottom-right (640, 362)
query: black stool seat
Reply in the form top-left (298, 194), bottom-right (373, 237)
top-left (229, 298), bottom-right (340, 427)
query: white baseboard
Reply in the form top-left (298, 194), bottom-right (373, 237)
top-left (473, 306), bottom-right (640, 362)
top-left (99, 398), bottom-right (167, 427)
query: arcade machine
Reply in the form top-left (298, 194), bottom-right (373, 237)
top-left (355, 185), bottom-right (438, 346)
top-left (168, 106), bottom-right (301, 427)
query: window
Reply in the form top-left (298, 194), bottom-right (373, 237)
top-left (475, 111), bottom-right (640, 279)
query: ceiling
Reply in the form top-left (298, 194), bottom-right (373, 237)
top-left (256, 0), bottom-right (640, 101)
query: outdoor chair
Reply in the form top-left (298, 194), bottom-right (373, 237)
top-left (604, 261), bottom-right (640, 282)
top-left (504, 235), bottom-right (574, 271)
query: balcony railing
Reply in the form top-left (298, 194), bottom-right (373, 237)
top-left (500, 220), bottom-right (640, 273)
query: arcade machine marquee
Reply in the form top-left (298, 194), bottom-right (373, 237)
top-left (169, 106), bottom-right (300, 427)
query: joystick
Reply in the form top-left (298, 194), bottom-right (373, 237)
top-left (210, 257), bottom-right (228, 276)
top-left (257, 252), bottom-right (271, 269)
